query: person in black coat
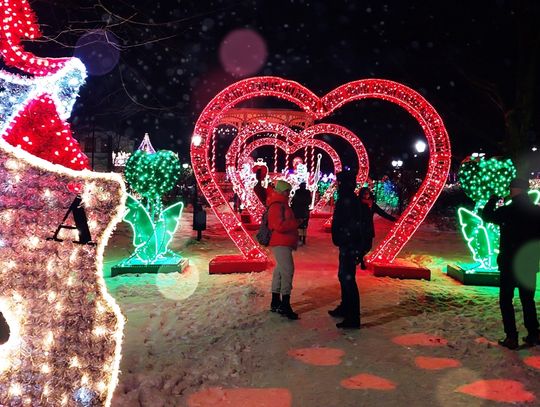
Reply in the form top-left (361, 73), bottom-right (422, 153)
top-left (253, 168), bottom-right (267, 206)
top-left (291, 182), bottom-right (312, 245)
top-left (482, 177), bottom-right (540, 349)
top-left (329, 170), bottom-right (362, 329)
top-left (357, 187), bottom-right (397, 269)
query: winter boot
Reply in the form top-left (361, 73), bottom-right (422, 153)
top-left (336, 317), bottom-right (361, 329)
top-left (523, 331), bottom-right (540, 346)
top-left (270, 292), bottom-right (281, 313)
top-left (498, 334), bottom-right (519, 350)
top-left (359, 257), bottom-right (367, 270)
top-left (278, 295), bottom-right (298, 320)
top-left (328, 304), bottom-right (346, 318)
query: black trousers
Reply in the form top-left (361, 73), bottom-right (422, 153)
top-left (499, 266), bottom-right (539, 337)
top-left (338, 248), bottom-right (360, 321)
top-left (359, 237), bottom-right (373, 258)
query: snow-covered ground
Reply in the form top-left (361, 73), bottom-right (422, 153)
top-left (104, 207), bottom-right (540, 407)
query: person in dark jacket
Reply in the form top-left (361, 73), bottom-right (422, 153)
top-left (253, 169), bottom-right (267, 205)
top-left (268, 180), bottom-right (300, 320)
top-left (329, 170), bottom-right (362, 329)
top-left (357, 187), bottom-right (397, 269)
top-left (482, 177), bottom-right (540, 349)
top-left (291, 182), bottom-right (312, 245)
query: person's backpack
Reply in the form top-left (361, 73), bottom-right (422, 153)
top-left (256, 202), bottom-right (285, 246)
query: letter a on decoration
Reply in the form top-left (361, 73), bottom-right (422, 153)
top-left (47, 195), bottom-right (94, 245)
top-left (0, 0), bottom-right (89, 171)
top-left (0, 139), bottom-right (126, 406)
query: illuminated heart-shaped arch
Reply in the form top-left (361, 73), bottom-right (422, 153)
top-left (191, 77), bottom-right (451, 271)
top-left (232, 136), bottom-right (341, 221)
top-left (227, 122), bottom-right (369, 223)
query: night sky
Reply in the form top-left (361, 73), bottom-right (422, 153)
top-left (20, 0), bottom-right (540, 174)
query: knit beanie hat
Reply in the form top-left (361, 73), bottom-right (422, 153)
top-left (274, 179), bottom-right (292, 193)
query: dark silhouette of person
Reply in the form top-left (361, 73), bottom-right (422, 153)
top-left (357, 187), bottom-right (397, 269)
top-left (254, 169), bottom-right (267, 205)
top-left (329, 170), bottom-right (362, 329)
top-left (482, 177), bottom-right (540, 349)
top-left (291, 182), bottom-right (312, 245)
top-left (193, 202), bottom-right (207, 241)
top-left (232, 192), bottom-right (241, 213)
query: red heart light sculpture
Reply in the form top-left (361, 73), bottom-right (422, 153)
top-left (227, 122), bottom-right (369, 223)
top-left (231, 134), bottom-right (342, 222)
top-left (191, 77), bottom-right (451, 273)
top-left (239, 137), bottom-right (341, 216)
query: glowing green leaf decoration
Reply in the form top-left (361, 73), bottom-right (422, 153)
top-left (154, 201), bottom-right (184, 257)
top-left (123, 194), bottom-right (158, 264)
top-left (121, 194), bottom-right (184, 265)
top-left (458, 207), bottom-right (498, 269)
top-left (457, 188), bottom-right (539, 271)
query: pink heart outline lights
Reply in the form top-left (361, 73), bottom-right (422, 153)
top-left (226, 122), bottom-right (369, 224)
top-left (191, 77), bottom-right (451, 273)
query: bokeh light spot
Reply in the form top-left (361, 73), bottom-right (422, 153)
top-left (219, 29), bottom-right (267, 78)
top-left (75, 30), bottom-right (120, 76)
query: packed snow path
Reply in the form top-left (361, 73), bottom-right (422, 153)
top-left (104, 208), bottom-right (540, 406)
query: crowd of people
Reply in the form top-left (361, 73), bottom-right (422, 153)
top-left (254, 170), bottom-right (540, 348)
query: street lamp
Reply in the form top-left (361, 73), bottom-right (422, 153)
top-left (414, 140), bottom-right (427, 153)
top-left (391, 159), bottom-right (403, 169)
top-left (532, 147), bottom-right (538, 152)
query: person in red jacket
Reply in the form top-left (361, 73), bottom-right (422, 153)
top-left (268, 179), bottom-right (300, 320)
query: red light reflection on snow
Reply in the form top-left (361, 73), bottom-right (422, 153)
top-left (341, 373), bottom-right (396, 390)
top-left (187, 387), bottom-right (292, 407)
top-left (475, 337), bottom-right (498, 346)
top-left (287, 347), bottom-right (345, 366)
top-left (392, 333), bottom-right (447, 347)
top-left (456, 379), bottom-right (535, 403)
top-left (414, 356), bottom-right (461, 370)
top-left (524, 356), bottom-right (540, 370)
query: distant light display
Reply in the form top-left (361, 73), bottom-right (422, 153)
top-left (191, 77), bottom-right (451, 265)
top-left (226, 122), bottom-right (369, 222)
